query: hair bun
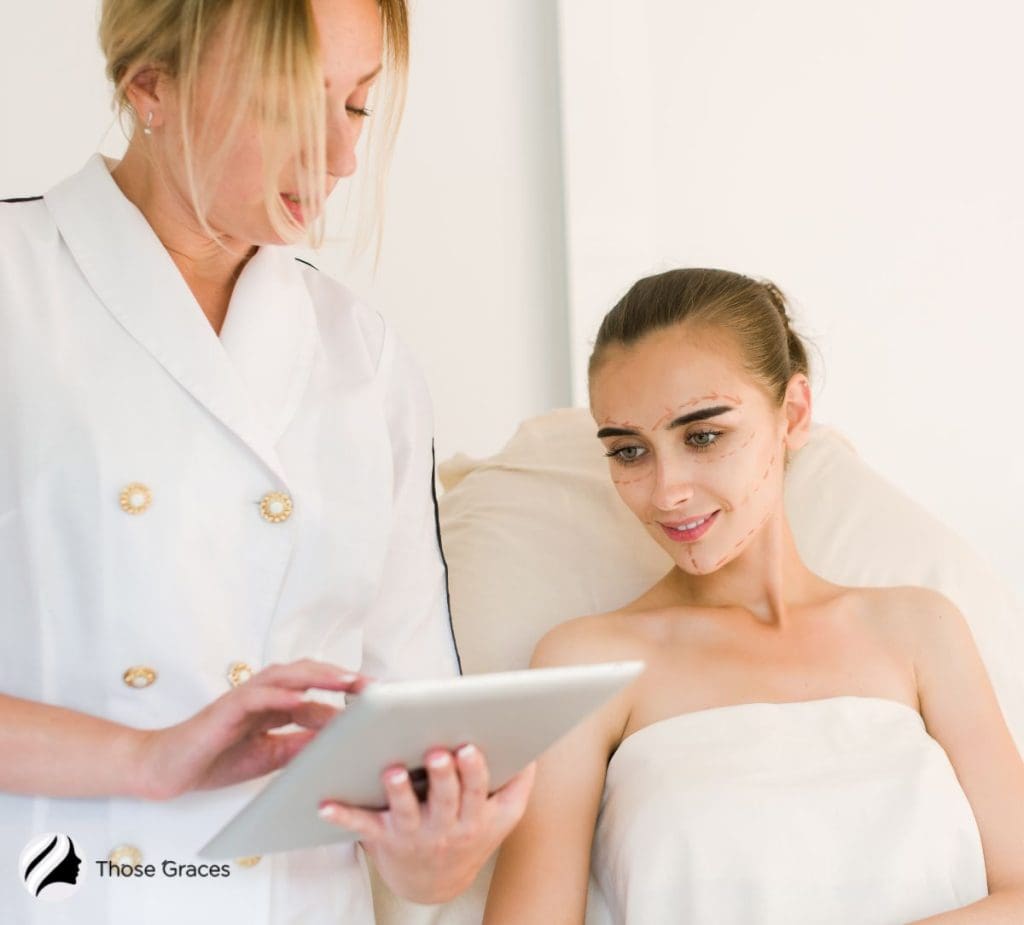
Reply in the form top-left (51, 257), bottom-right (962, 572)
top-left (761, 280), bottom-right (789, 324)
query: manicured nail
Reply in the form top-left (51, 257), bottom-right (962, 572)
top-left (427, 752), bottom-right (451, 769)
top-left (337, 671), bottom-right (359, 685)
top-left (387, 768), bottom-right (408, 786)
top-left (318, 804), bottom-right (338, 819)
top-left (456, 744), bottom-right (478, 760)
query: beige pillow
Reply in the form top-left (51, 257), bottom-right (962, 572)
top-left (372, 408), bottom-right (1024, 923)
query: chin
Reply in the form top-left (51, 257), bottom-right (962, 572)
top-left (665, 541), bottom-right (736, 577)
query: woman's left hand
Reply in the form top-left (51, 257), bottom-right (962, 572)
top-left (318, 744), bottom-right (536, 904)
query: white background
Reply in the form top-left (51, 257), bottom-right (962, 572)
top-left (557, 0), bottom-right (1023, 598)
top-left (2, 1), bottom-right (1021, 599)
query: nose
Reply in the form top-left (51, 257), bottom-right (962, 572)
top-left (649, 457), bottom-right (696, 512)
top-left (326, 108), bottom-right (361, 180)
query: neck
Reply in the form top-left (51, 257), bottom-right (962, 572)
top-left (110, 141), bottom-right (256, 334)
top-left (663, 512), bottom-right (827, 629)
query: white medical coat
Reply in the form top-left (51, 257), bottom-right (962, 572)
top-left (0, 155), bottom-right (461, 923)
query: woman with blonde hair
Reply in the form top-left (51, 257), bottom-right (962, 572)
top-left (484, 268), bottom-right (1024, 923)
top-left (0, 1), bottom-right (533, 922)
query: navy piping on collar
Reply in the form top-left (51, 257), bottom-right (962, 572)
top-left (294, 257), bottom-right (319, 271)
top-left (1, 196), bottom-right (43, 203)
top-left (431, 441), bottom-right (463, 675)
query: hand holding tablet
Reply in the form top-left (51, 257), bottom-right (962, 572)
top-left (199, 660), bottom-right (644, 858)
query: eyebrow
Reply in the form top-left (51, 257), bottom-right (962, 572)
top-left (596, 405), bottom-right (735, 439)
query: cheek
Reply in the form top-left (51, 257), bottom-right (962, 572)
top-left (610, 465), bottom-right (653, 516)
top-left (750, 431), bottom-right (786, 499)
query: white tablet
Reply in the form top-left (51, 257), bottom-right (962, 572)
top-left (199, 660), bottom-right (644, 858)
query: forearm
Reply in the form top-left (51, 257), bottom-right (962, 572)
top-left (909, 889), bottom-right (1024, 924)
top-left (0, 693), bottom-right (148, 798)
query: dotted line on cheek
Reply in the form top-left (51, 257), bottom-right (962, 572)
top-left (714, 431), bottom-right (756, 462)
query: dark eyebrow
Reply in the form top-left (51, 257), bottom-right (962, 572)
top-left (667, 405), bottom-right (734, 429)
top-left (596, 405), bottom-right (735, 439)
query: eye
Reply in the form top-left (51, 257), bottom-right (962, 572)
top-left (605, 445), bottom-right (647, 464)
top-left (687, 429), bottom-right (723, 451)
top-left (346, 105), bottom-right (373, 119)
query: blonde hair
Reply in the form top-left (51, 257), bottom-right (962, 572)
top-left (100, 0), bottom-right (408, 247)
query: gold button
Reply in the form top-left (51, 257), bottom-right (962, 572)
top-left (227, 661), bottom-right (254, 687)
top-left (259, 491), bottom-right (293, 523)
top-left (109, 844), bottom-right (142, 867)
top-left (235, 856), bottom-right (262, 868)
top-left (122, 666), bottom-right (157, 689)
top-left (119, 482), bottom-right (152, 515)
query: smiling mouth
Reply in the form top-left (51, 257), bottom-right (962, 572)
top-left (658, 510), bottom-right (719, 542)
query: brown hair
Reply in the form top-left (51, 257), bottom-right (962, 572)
top-left (588, 268), bottom-right (810, 405)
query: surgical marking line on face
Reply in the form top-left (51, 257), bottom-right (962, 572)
top-left (597, 418), bottom-right (645, 433)
top-left (716, 509), bottom-right (772, 567)
top-left (597, 394), bottom-right (743, 439)
top-left (735, 449), bottom-right (778, 508)
top-left (597, 404), bottom-right (734, 440)
top-left (650, 393), bottom-right (743, 432)
top-left (707, 430), bottom-right (756, 463)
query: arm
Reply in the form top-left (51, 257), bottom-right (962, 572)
top-left (906, 590), bottom-right (1024, 924)
top-left (319, 328), bottom-right (530, 903)
top-left (0, 693), bottom-right (151, 798)
top-left (484, 623), bottom-right (630, 924)
top-left (0, 661), bottom-right (365, 800)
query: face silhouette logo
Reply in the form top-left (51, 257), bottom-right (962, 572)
top-left (19, 833), bottom-right (85, 902)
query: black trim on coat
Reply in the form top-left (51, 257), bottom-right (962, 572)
top-left (1, 196), bottom-right (43, 203)
top-left (294, 256), bottom-right (319, 271)
top-left (431, 441), bottom-right (463, 675)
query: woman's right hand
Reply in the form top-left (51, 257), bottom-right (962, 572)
top-left (133, 659), bottom-right (370, 801)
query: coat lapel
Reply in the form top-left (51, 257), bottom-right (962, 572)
top-left (45, 156), bottom-right (316, 487)
top-left (218, 246), bottom-right (317, 447)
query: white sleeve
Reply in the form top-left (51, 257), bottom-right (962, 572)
top-left (359, 324), bottom-right (462, 682)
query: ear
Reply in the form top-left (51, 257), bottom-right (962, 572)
top-left (122, 65), bottom-right (167, 131)
top-left (781, 373), bottom-right (813, 452)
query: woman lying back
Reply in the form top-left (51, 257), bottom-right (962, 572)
top-left (484, 268), bottom-right (1024, 924)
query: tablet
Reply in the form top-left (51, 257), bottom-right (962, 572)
top-left (199, 660), bottom-right (644, 858)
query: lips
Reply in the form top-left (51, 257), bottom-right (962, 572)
top-left (658, 510), bottom-right (719, 543)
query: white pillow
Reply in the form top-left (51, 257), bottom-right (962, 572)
top-left (371, 408), bottom-right (1024, 923)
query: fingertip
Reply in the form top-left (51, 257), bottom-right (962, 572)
top-left (318, 801), bottom-right (340, 820)
top-left (383, 765), bottom-right (409, 787)
top-left (353, 673), bottom-right (375, 692)
top-left (455, 743), bottom-right (483, 766)
top-left (426, 750), bottom-right (453, 771)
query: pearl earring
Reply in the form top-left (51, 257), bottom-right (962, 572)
top-left (142, 112), bottom-right (153, 136)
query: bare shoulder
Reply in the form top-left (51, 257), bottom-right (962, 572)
top-left (531, 610), bottom-right (649, 670)
top-left (854, 584), bottom-right (969, 660)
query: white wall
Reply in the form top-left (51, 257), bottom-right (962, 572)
top-left (0, 0), bottom-right (571, 463)
top-left (558, 0), bottom-right (1024, 599)
top-left (5, 1), bottom-right (1021, 598)
top-left (314, 0), bottom-right (570, 461)
top-left (0, 2), bottom-right (118, 188)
